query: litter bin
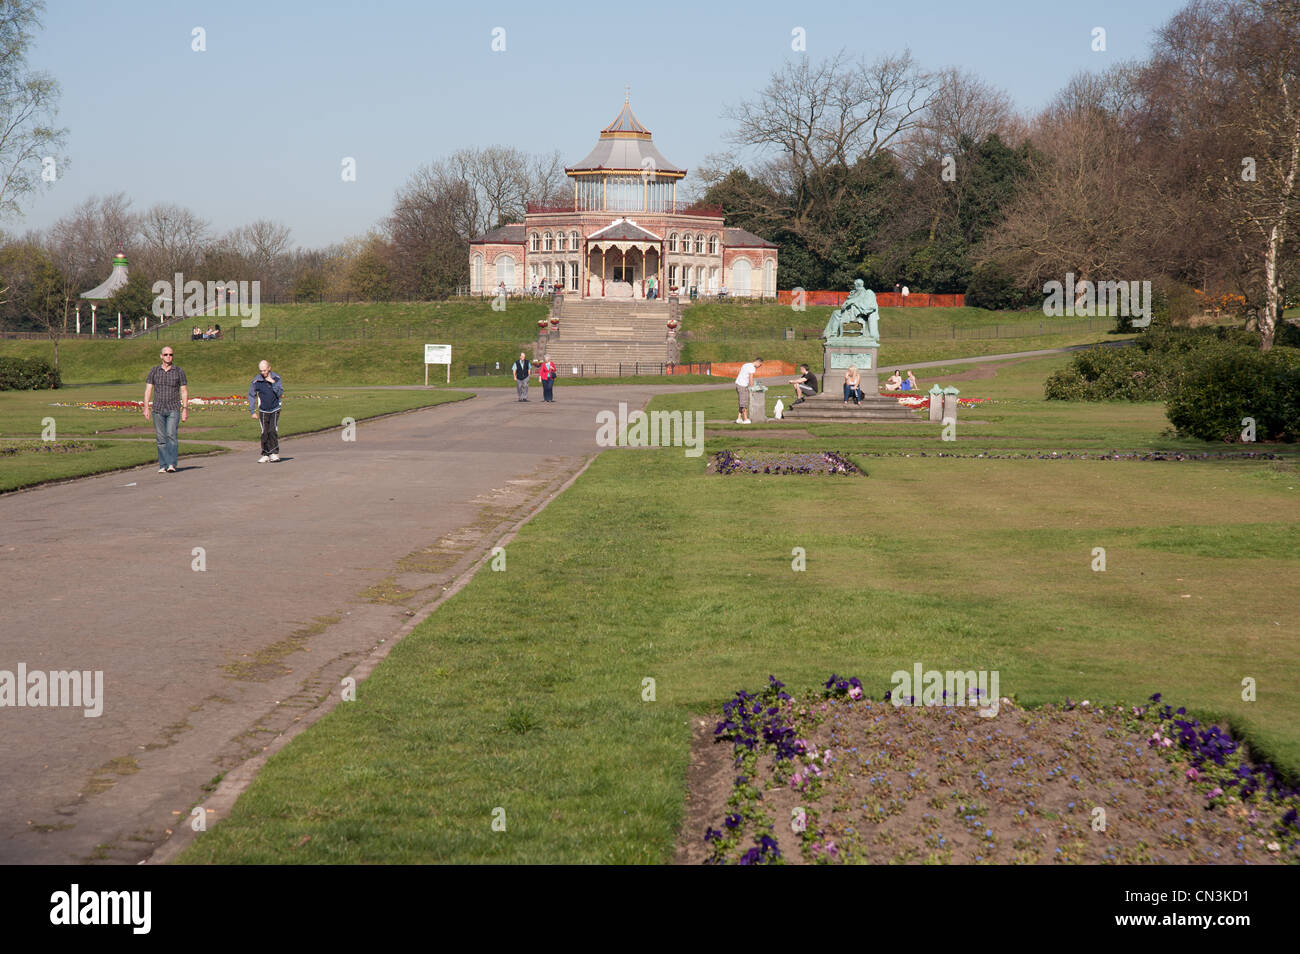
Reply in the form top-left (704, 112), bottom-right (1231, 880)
top-left (748, 384), bottom-right (768, 423)
top-left (928, 385), bottom-right (944, 422)
top-left (785, 327), bottom-right (795, 340)
top-left (689, 286), bottom-right (698, 301)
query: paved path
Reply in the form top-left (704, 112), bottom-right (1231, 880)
top-left (898, 339), bottom-right (1132, 371)
top-left (0, 383), bottom-right (703, 863)
top-left (0, 345), bottom-right (1101, 863)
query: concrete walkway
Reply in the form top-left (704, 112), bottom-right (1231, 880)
top-left (0, 383), bottom-right (703, 863)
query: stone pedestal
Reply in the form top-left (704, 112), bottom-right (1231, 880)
top-left (748, 386), bottom-right (768, 423)
top-left (942, 386), bottom-right (960, 423)
top-left (928, 385), bottom-right (944, 422)
top-left (822, 338), bottom-right (880, 397)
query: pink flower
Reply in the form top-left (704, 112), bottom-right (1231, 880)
top-left (1160, 738), bottom-right (1173, 748)
top-left (1206, 787), bottom-right (1223, 799)
top-left (848, 685), bottom-right (863, 700)
top-left (1186, 768), bottom-right (1199, 780)
top-left (789, 773), bottom-right (803, 789)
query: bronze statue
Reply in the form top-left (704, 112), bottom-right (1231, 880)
top-left (822, 280), bottom-right (880, 342)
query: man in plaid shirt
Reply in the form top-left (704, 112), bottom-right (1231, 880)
top-left (143, 347), bottom-right (188, 473)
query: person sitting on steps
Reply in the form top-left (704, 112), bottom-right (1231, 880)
top-left (844, 365), bottom-right (865, 405)
top-left (790, 363), bottom-right (817, 404)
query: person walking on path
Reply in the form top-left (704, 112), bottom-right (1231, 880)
top-left (248, 359), bottom-right (284, 463)
top-left (513, 352), bottom-right (531, 402)
top-left (538, 353), bottom-right (557, 403)
top-left (734, 357), bottom-right (762, 424)
top-left (143, 347), bottom-right (188, 473)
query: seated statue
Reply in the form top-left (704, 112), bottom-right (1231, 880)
top-left (822, 279), bottom-right (880, 341)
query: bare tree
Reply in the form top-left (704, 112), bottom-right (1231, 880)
top-left (0, 0), bottom-right (65, 222)
top-left (725, 50), bottom-right (937, 256)
top-left (902, 67), bottom-right (1016, 168)
top-left (136, 202), bottom-right (210, 278)
top-left (1137, 0), bottom-right (1300, 349)
top-left (978, 74), bottom-right (1159, 296)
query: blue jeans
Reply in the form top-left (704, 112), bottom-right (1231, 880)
top-left (843, 383), bottom-right (864, 403)
top-left (153, 408), bottom-right (179, 469)
top-left (542, 377), bottom-right (554, 401)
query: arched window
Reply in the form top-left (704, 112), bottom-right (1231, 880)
top-left (764, 259), bottom-right (776, 296)
top-left (571, 231), bottom-right (580, 250)
top-left (529, 232), bottom-right (540, 252)
top-left (695, 234), bottom-right (704, 254)
top-left (732, 259), bottom-right (751, 296)
top-left (668, 233), bottom-right (678, 252)
top-left (669, 264), bottom-right (679, 286)
top-left (472, 254), bottom-right (483, 292)
top-left (496, 254), bottom-right (516, 288)
top-left (544, 231), bottom-right (553, 251)
top-left (708, 234), bottom-right (718, 255)
top-left (557, 232), bottom-right (567, 251)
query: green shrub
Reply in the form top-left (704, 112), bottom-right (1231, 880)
top-left (0, 355), bottom-right (61, 390)
top-left (1044, 345), bottom-right (1178, 401)
top-left (1046, 326), bottom-right (1300, 404)
top-left (1166, 349), bottom-right (1300, 442)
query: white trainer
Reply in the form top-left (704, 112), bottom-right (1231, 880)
top-left (258, 455), bottom-right (270, 463)
top-left (269, 454), bottom-right (280, 462)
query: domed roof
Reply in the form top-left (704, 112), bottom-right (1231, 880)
top-left (566, 98), bottom-right (685, 177)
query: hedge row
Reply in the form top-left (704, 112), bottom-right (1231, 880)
top-left (1044, 326), bottom-right (1300, 441)
top-left (0, 356), bottom-right (60, 391)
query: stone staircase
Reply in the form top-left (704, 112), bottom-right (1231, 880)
top-left (779, 389), bottom-right (918, 422)
top-left (538, 297), bottom-right (680, 373)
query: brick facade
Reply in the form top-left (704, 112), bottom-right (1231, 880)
top-left (469, 100), bottom-right (777, 299)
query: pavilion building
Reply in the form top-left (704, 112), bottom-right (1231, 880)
top-left (469, 98), bottom-right (777, 299)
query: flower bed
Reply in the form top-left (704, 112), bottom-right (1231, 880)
top-left (853, 450), bottom-right (1289, 462)
top-left (887, 395), bottom-right (992, 409)
top-left (697, 678), bottom-right (1299, 865)
top-left (708, 451), bottom-right (863, 476)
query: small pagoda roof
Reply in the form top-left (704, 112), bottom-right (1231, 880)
top-left (80, 251), bottom-right (130, 300)
top-left (567, 97), bottom-right (685, 177)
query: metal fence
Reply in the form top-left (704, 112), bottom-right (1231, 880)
top-left (467, 362), bottom-right (713, 378)
top-left (2, 316), bottom-right (1109, 345)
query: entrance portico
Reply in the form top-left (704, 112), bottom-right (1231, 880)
top-left (585, 218), bottom-right (662, 299)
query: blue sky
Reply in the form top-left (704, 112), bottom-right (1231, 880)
top-left (20, 0), bottom-right (1186, 248)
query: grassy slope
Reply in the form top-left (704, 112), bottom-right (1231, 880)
top-left (179, 352), bottom-right (1299, 864)
top-left (2, 300), bottom-right (1126, 386)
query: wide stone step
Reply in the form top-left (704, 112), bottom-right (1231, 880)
top-left (779, 395), bottom-right (918, 421)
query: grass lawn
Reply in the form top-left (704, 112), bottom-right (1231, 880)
top-left (152, 299), bottom-right (548, 342)
top-left (0, 439), bottom-right (227, 493)
top-left (177, 351), bottom-right (1298, 864)
top-left (0, 386), bottom-right (471, 490)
